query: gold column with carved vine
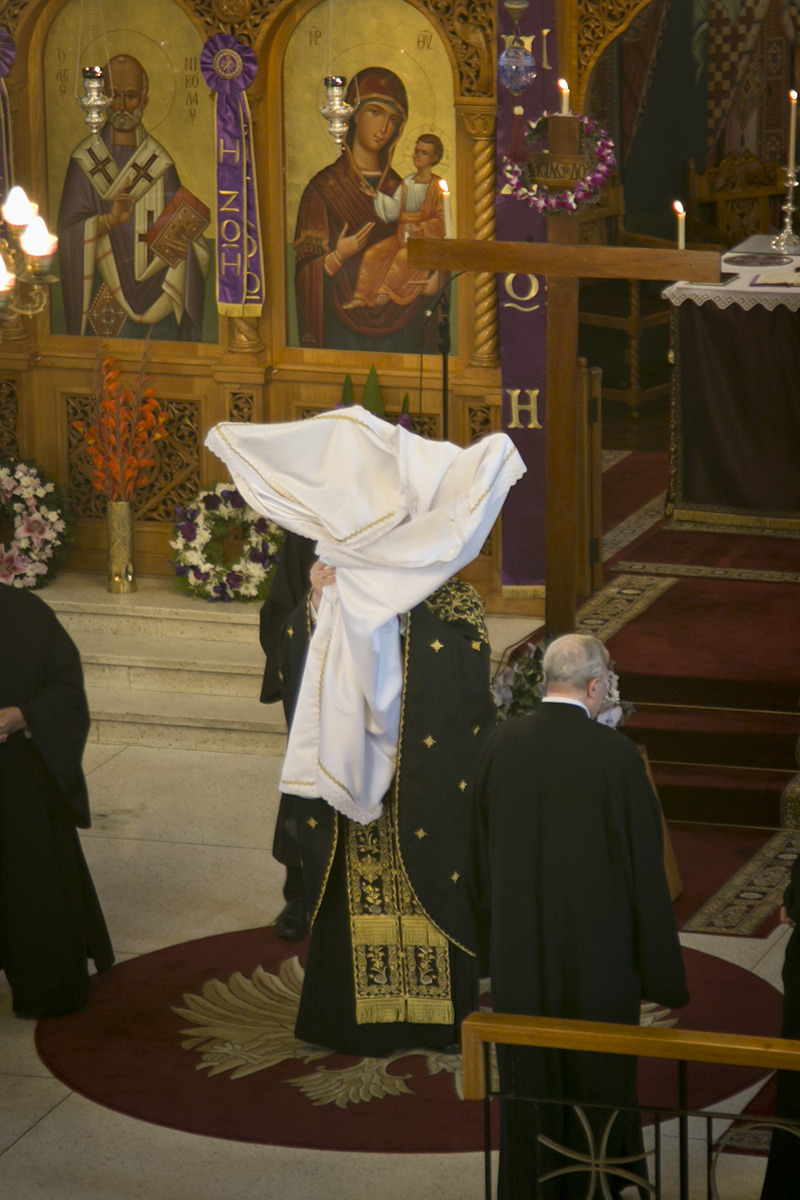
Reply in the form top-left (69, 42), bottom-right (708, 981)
top-left (229, 315), bottom-right (264, 354)
top-left (459, 107), bottom-right (499, 368)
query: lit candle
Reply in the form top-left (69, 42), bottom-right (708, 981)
top-left (790, 90), bottom-right (797, 174)
top-left (20, 216), bottom-right (58, 274)
top-left (673, 200), bottom-right (686, 250)
top-left (20, 216), bottom-right (58, 258)
top-left (558, 79), bottom-right (570, 116)
top-left (0, 255), bottom-right (15, 292)
top-left (438, 178), bottom-right (452, 238)
top-left (1, 186), bottom-right (37, 230)
top-left (0, 255), bottom-right (16, 313)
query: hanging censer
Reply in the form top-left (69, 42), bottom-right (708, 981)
top-left (320, 76), bottom-right (353, 151)
top-left (77, 64), bottom-right (109, 133)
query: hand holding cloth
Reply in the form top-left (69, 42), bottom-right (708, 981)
top-left (206, 407), bottom-right (525, 822)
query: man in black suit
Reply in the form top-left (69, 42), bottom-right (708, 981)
top-left (470, 632), bottom-right (689, 1200)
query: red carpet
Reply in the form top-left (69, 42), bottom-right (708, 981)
top-left (34, 928), bottom-right (781, 1150)
top-left (598, 448), bottom-right (799, 827)
top-left (608, 577), bottom-right (800, 711)
top-left (668, 824), bottom-right (776, 932)
top-left (604, 572), bottom-right (800, 823)
top-left (609, 524), bottom-right (800, 575)
top-left (625, 708), bottom-right (800, 772)
top-left (602, 452), bottom-right (668, 533)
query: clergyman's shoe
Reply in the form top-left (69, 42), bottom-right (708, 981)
top-left (274, 897), bottom-right (309, 941)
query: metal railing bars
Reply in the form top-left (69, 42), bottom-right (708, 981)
top-left (461, 1012), bottom-right (800, 1200)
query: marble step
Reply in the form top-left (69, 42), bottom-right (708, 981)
top-left (36, 573), bottom-right (540, 753)
top-left (41, 573), bottom-right (260, 644)
top-left (86, 685), bottom-right (286, 756)
top-left (79, 633), bottom-right (266, 699)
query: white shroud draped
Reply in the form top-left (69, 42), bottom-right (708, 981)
top-left (206, 407), bottom-right (526, 823)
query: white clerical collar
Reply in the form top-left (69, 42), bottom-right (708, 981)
top-left (542, 695), bottom-right (590, 717)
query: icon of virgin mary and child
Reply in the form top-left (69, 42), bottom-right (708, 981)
top-left (293, 67), bottom-right (448, 353)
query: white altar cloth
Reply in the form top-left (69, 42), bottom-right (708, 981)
top-left (664, 235), bottom-right (800, 312)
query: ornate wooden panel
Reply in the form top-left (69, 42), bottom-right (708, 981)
top-left (229, 391), bottom-right (255, 422)
top-left (0, 380), bottom-right (20, 460)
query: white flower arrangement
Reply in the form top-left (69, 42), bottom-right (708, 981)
top-left (0, 458), bottom-right (74, 588)
top-left (170, 482), bottom-right (284, 603)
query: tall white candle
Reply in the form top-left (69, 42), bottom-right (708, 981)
top-left (558, 79), bottom-right (570, 116)
top-left (673, 200), bottom-right (686, 250)
top-left (439, 179), bottom-right (452, 238)
top-left (790, 90), bottom-right (797, 174)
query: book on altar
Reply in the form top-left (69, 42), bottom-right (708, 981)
top-left (146, 187), bottom-right (210, 268)
top-left (750, 269), bottom-right (800, 287)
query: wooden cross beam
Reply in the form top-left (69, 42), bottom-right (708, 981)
top-left (407, 238), bottom-right (721, 285)
top-left (408, 233), bottom-right (721, 634)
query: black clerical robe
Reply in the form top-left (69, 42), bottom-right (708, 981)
top-left (761, 853), bottom-right (800, 1200)
top-left (286, 579), bottom-right (496, 1056)
top-left (258, 532), bottom-right (316, 887)
top-left (0, 585), bottom-right (113, 1017)
top-left (470, 701), bottom-right (689, 1200)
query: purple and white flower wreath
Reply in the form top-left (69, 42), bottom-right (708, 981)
top-left (170, 482), bottom-right (284, 603)
top-left (0, 458), bottom-right (73, 588)
top-left (502, 113), bottom-right (616, 214)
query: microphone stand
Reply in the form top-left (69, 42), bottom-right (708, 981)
top-left (422, 272), bottom-right (461, 441)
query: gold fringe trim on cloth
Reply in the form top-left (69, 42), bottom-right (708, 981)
top-left (399, 916), bottom-right (448, 947)
top-left (406, 998), bottom-right (454, 1024)
top-left (346, 802), bottom-right (454, 1027)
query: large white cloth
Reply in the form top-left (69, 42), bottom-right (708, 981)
top-left (206, 408), bottom-right (526, 823)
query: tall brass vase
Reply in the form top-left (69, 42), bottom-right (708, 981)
top-left (107, 499), bottom-right (136, 593)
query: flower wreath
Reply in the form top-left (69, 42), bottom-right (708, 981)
top-left (170, 483), bottom-right (284, 603)
top-left (0, 458), bottom-right (75, 588)
top-left (502, 113), bottom-right (616, 214)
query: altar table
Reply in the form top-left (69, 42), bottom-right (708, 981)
top-left (665, 235), bottom-right (800, 528)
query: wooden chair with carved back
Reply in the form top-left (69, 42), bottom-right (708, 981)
top-left (577, 178), bottom-right (675, 417)
top-left (687, 148), bottom-right (785, 246)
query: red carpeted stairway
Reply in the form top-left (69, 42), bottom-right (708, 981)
top-left (601, 453), bottom-right (800, 827)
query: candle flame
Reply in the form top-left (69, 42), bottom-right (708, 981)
top-left (673, 201), bottom-right (685, 216)
top-left (20, 216), bottom-right (58, 257)
top-left (2, 186), bottom-right (38, 227)
top-left (0, 256), bottom-right (15, 290)
top-left (438, 179), bottom-right (450, 196)
top-left (792, 91), bottom-right (798, 102)
top-left (558, 78), bottom-right (569, 93)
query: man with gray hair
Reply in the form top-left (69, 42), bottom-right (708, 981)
top-left (470, 632), bottom-right (688, 1199)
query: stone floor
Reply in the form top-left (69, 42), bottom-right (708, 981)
top-left (1, 739), bottom-right (789, 1198)
top-left (0, 570), bottom-right (790, 1198)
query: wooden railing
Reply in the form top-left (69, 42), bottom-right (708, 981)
top-left (461, 1012), bottom-right (800, 1199)
top-left (461, 1013), bottom-right (800, 1100)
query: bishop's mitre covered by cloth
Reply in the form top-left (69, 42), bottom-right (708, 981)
top-left (206, 407), bottom-right (526, 824)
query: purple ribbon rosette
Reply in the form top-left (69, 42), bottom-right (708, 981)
top-left (201, 34), bottom-right (265, 316)
top-left (0, 29), bottom-right (17, 206)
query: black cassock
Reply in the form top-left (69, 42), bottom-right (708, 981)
top-left (0, 585), bottom-right (113, 1017)
top-left (258, 531), bottom-right (316, 897)
top-left (470, 702), bottom-right (689, 1200)
top-left (279, 579), bottom-right (496, 1056)
top-left (760, 853), bottom-right (800, 1200)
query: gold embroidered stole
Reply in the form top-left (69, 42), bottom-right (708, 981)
top-left (346, 800), bottom-right (453, 1027)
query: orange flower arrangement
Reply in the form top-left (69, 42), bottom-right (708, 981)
top-left (73, 346), bottom-right (168, 502)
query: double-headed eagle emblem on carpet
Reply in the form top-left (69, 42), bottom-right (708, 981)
top-left (173, 957), bottom-right (677, 1110)
top-left (172, 956), bottom-right (465, 1108)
